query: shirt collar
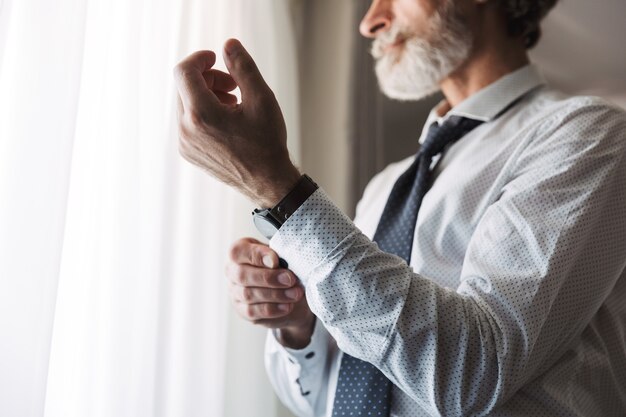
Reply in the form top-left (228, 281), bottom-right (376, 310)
top-left (421, 64), bottom-right (546, 142)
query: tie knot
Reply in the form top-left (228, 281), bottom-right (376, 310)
top-left (419, 116), bottom-right (483, 159)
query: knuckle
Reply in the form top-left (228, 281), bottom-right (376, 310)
top-left (254, 247), bottom-right (267, 267)
top-left (263, 271), bottom-right (275, 287)
top-left (270, 288), bottom-right (283, 302)
top-left (262, 303), bottom-right (273, 317)
top-left (232, 264), bottom-right (246, 284)
top-left (250, 246), bottom-right (261, 264)
top-left (225, 262), bottom-right (241, 281)
top-left (242, 287), bottom-right (254, 303)
top-left (228, 242), bottom-right (241, 262)
top-left (177, 67), bottom-right (199, 89)
top-left (187, 108), bottom-right (206, 127)
top-left (229, 239), bottom-right (248, 262)
top-left (267, 287), bottom-right (279, 302)
top-left (262, 88), bottom-right (277, 104)
top-left (227, 284), bottom-right (237, 300)
top-left (245, 305), bottom-right (256, 319)
top-left (172, 64), bottom-right (184, 80)
top-left (229, 289), bottom-right (239, 304)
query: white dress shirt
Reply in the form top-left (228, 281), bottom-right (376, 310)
top-left (264, 65), bottom-right (626, 417)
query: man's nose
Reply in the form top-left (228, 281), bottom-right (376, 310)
top-left (359, 0), bottom-right (393, 39)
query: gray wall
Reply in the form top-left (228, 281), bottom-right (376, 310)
top-left (291, 0), bottom-right (354, 213)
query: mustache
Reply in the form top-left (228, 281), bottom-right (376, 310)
top-left (371, 25), bottom-right (409, 59)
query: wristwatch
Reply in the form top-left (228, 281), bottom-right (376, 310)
top-left (252, 174), bottom-right (318, 240)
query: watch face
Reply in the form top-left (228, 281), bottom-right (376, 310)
top-left (253, 214), bottom-right (280, 240)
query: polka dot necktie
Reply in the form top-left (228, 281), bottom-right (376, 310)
top-left (331, 116), bottom-right (483, 417)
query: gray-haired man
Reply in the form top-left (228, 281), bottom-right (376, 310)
top-left (175, 0), bottom-right (626, 415)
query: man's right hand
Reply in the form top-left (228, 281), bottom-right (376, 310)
top-left (226, 237), bottom-right (316, 349)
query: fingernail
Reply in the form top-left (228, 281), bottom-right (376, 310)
top-left (278, 273), bottom-right (292, 286)
top-left (224, 39), bottom-right (240, 57)
top-left (278, 303), bottom-right (290, 312)
top-left (263, 255), bottom-right (275, 268)
top-left (285, 288), bottom-right (300, 300)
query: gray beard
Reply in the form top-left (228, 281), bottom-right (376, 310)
top-left (371, 7), bottom-right (472, 101)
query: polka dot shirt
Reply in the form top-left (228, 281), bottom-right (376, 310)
top-left (264, 65), bottom-right (626, 417)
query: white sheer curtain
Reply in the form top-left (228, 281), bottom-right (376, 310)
top-left (0, 0), bottom-right (299, 416)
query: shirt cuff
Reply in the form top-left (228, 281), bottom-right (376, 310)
top-left (270, 188), bottom-right (356, 285)
top-left (266, 317), bottom-right (330, 397)
top-left (268, 186), bottom-right (411, 364)
top-left (267, 316), bottom-right (326, 363)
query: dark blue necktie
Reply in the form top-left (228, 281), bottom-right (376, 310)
top-left (331, 116), bottom-right (483, 417)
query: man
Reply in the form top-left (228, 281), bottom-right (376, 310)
top-left (174, 0), bottom-right (626, 415)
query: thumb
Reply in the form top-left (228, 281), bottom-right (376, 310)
top-left (223, 39), bottom-right (270, 104)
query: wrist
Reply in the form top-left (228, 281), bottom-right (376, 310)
top-left (252, 173), bottom-right (318, 240)
top-left (255, 164), bottom-right (301, 208)
top-left (276, 315), bottom-right (316, 350)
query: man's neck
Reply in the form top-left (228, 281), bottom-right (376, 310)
top-left (440, 41), bottom-right (530, 110)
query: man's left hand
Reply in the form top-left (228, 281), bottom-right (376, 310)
top-left (173, 38), bottom-right (301, 208)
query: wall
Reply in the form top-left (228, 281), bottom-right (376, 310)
top-left (293, 0), bottom-right (354, 213)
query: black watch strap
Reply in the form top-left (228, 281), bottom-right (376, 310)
top-left (268, 174), bottom-right (318, 224)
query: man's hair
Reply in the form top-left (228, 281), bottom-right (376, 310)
top-left (498, 0), bottom-right (559, 49)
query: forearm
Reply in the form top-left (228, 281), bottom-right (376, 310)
top-left (268, 187), bottom-right (623, 416)
top-left (270, 190), bottom-right (505, 415)
top-left (278, 222), bottom-right (504, 415)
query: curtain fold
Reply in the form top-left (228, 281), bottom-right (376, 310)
top-left (0, 1), bottom-right (299, 416)
top-left (0, 0), bottom-right (88, 415)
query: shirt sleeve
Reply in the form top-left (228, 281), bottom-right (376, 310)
top-left (264, 317), bottom-right (337, 417)
top-left (269, 102), bottom-right (626, 416)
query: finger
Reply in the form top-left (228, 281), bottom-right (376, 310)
top-left (229, 238), bottom-right (279, 268)
top-left (231, 284), bottom-right (303, 304)
top-left (214, 91), bottom-right (238, 106)
top-left (234, 301), bottom-right (293, 321)
top-left (226, 263), bottom-right (295, 288)
top-left (203, 69), bottom-right (237, 92)
top-left (177, 94), bottom-right (184, 117)
top-left (173, 50), bottom-right (220, 112)
top-left (222, 38), bottom-right (271, 104)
